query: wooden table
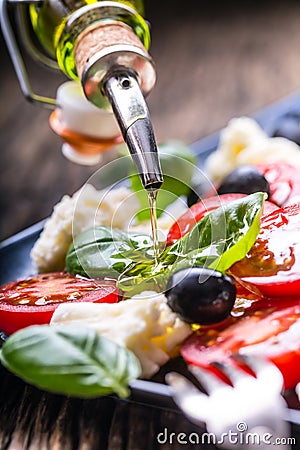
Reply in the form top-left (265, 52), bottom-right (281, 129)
top-left (0, 354), bottom-right (300, 450)
top-left (1, 364), bottom-right (212, 450)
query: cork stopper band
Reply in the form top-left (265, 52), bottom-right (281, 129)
top-left (75, 21), bottom-right (148, 81)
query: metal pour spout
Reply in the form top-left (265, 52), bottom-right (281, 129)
top-left (0, 0), bottom-right (163, 185)
top-left (104, 70), bottom-right (163, 191)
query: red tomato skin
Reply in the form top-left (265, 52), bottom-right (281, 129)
top-left (230, 203), bottom-right (300, 297)
top-left (167, 194), bottom-right (246, 245)
top-left (0, 309), bottom-right (54, 336)
top-left (256, 163), bottom-right (300, 207)
top-left (0, 273), bottom-right (119, 335)
top-left (201, 162), bottom-right (298, 210)
top-left (166, 194), bottom-right (278, 246)
top-left (181, 297), bottom-right (300, 389)
top-left (273, 351), bottom-right (300, 390)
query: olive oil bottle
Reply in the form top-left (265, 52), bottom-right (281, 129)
top-left (29, 1), bottom-right (150, 83)
top-left (1, 0), bottom-right (163, 251)
top-left (27, 0), bottom-right (163, 192)
top-left (30, 0), bottom-right (163, 253)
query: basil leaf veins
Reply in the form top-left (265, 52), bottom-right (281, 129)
top-left (66, 193), bottom-right (265, 296)
top-left (0, 325), bottom-right (141, 399)
top-left (119, 192), bottom-right (265, 294)
top-left (66, 226), bottom-right (154, 279)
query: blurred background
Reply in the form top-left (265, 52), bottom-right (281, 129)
top-left (1, 0), bottom-right (300, 240)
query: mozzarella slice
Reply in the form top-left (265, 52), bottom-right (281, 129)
top-left (50, 292), bottom-right (192, 378)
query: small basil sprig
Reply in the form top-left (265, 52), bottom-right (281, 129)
top-left (118, 192), bottom-right (265, 294)
top-left (164, 190), bottom-right (264, 273)
top-left (66, 193), bottom-right (265, 295)
top-left (66, 226), bottom-right (154, 279)
top-left (0, 325), bottom-right (141, 398)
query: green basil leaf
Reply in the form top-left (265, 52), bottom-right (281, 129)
top-left (66, 226), bottom-right (153, 278)
top-left (0, 325), bottom-right (141, 399)
top-left (66, 194), bottom-right (264, 297)
top-left (166, 192), bottom-right (265, 271)
top-left (118, 262), bottom-right (172, 295)
top-left (118, 193), bottom-right (265, 295)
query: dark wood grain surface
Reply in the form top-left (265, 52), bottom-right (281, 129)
top-left (1, 1), bottom-right (300, 449)
top-left (0, 364), bottom-right (215, 450)
top-left (2, 0), bottom-right (300, 240)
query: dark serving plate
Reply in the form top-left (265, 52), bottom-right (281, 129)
top-left (0, 93), bottom-right (300, 450)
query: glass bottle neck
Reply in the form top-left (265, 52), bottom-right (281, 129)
top-left (29, 1), bottom-right (147, 65)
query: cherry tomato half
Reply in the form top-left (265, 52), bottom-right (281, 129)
top-left (256, 162), bottom-right (300, 207)
top-left (0, 272), bottom-right (119, 335)
top-left (166, 194), bottom-right (278, 246)
top-left (230, 203), bottom-right (300, 297)
top-left (181, 297), bottom-right (300, 389)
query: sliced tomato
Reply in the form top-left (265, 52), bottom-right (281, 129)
top-left (166, 194), bottom-right (278, 245)
top-left (256, 162), bottom-right (300, 207)
top-left (0, 272), bottom-right (119, 335)
top-left (181, 297), bottom-right (300, 389)
top-left (260, 199), bottom-right (279, 217)
top-left (167, 194), bottom-right (246, 245)
top-left (230, 203), bottom-right (300, 297)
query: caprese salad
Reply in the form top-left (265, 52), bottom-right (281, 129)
top-left (0, 119), bottom-right (300, 400)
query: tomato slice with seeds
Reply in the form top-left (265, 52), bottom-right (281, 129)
top-left (181, 297), bottom-right (300, 389)
top-left (230, 203), bottom-right (300, 297)
top-left (0, 272), bottom-right (119, 335)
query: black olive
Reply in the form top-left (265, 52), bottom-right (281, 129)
top-left (217, 165), bottom-right (270, 197)
top-left (270, 113), bottom-right (300, 145)
top-left (165, 267), bottom-right (236, 325)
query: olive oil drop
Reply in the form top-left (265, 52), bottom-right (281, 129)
top-left (148, 190), bottom-right (160, 262)
top-left (29, 0), bottom-right (164, 255)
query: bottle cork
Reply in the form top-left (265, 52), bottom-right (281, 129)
top-left (74, 20), bottom-right (156, 108)
top-left (75, 21), bottom-right (147, 80)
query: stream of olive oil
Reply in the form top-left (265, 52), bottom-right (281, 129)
top-left (148, 190), bottom-right (159, 263)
